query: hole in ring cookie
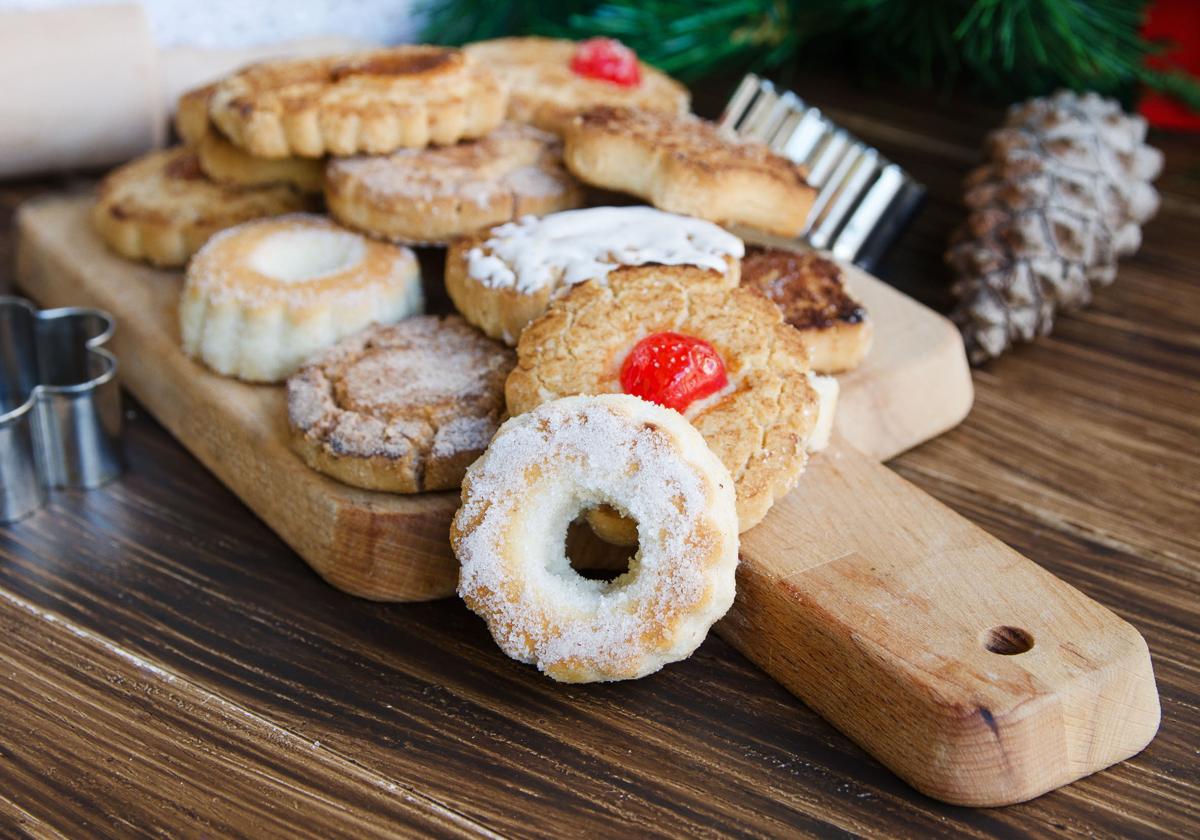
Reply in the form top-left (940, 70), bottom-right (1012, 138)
top-left (249, 229), bottom-right (366, 282)
top-left (567, 507), bottom-right (638, 582)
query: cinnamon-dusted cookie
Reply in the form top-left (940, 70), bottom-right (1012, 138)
top-left (288, 316), bottom-right (514, 493)
top-left (210, 46), bottom-right (506, 158)
top-left (445, 206), bottom-right (743, 345)
top-left (92, 147), bottom-right (316, 268)
top-left (507, 266), bottom-right (836, 539)
top-left (464, 37), bottom-right (689, 135)
top-left (564, 106), bottom-right (816, 238)
top-left (740, 246), bottom-right (873, 373)
top-left (325, 123), bottom-right (584, 245)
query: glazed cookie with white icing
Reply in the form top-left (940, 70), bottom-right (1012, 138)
top-left (325, 123), bottom-right (584, 245)
top-left (180, 214), bottom-right (423, 383)
top-left (452, 394), bottom-right (738, 682)
top-left (288, 315), bottom-right (514, 493)
top-left (445, 206), bottom-right (743, 345)
top-left (507, 266), bottom-right (837, 542)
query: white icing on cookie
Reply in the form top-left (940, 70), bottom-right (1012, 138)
top-left (466, 206), bottom-right (744, 295)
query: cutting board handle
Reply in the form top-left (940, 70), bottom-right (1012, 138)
top-left (721, 441), bottom-right (1161, 806)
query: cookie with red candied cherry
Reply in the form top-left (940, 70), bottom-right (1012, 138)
top-left (464, 36), bottom-right (689, 135)
top-left (506, 265), bottom-right (836, 542)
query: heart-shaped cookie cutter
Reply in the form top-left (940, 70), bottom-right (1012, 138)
top-left (0, 296), bottom-right (122, 522)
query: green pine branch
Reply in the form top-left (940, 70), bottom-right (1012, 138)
top-left (419, 0), bottom-right (1200, 111)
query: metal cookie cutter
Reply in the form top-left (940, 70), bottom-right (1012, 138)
top-left (0, 296), bottom-right (122, 523)
top-left (720, 74), bottom-right (926, 271)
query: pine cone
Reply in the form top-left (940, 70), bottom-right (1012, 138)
top-left (946, 91), bottom-right (1162, 363)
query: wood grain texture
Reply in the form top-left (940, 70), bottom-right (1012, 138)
top-left (0, 72), bottom-right (1196, 836)
top-left (13, 195), bottom-right (969, 602)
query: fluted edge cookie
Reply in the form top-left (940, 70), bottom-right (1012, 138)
top-left (210, 46), bottom-right (507, 158)
top-left (464, 37), bottom-right (689, 135)
top-left (506, 266), bottom-right (823, 535)
top-left (564, 106), bottom-right (816, 238)
top-left (92, 147), bottom-right (316, 268)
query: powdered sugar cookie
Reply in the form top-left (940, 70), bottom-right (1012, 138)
top-left (180, 214), bottom-right (423, 383)
top-left (452, 393), bottom-right (738, 682)
top-left (325, 123), bottom-right (584, 244)
top-left (445, 206), bottom-right (743, 345)
top-left (288, 316), bottom-right (513, 492)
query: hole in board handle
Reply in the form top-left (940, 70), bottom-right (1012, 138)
top-left (982, 626), bottom-right (1035, 655)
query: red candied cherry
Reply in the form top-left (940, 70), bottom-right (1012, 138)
top-left (570, 37), bottom-right (642, 87)
top-left (620, 332), bottom-right (728, 414)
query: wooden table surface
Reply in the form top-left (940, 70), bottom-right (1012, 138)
top-left (0, 76), bottom-right (1196, 838)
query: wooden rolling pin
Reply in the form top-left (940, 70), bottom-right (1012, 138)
top-left (0, 3), bottom-right (364, 178)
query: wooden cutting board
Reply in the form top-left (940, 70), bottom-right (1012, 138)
top-left (16, 195), bottom-right (1158, 806)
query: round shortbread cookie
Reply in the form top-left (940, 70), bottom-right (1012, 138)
top-left (465, 37), bottom-right (689, 135)
top-left (325, 123), bottom-right (584, 245)
top-left (180, 214), bottom-right (424, 383)
top-left (564, 106), bottom-right (817, 238)
top-left (210, 46), bottom-right (507, 159)
top-left (452, 393), bottom-right (738, 683)
top-left (288, 315), bottom-right (514, 493)
top-left (92, 147), bottom-right (316, 268)
top-left (445, 206), bottom-right (744, 345)
top-left (506, 267), bottom-right (823, 538)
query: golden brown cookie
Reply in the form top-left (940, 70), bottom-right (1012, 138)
top-left (288, 315), bottom-right (514, 493)
top-left (740, 246), bottom-right (873, 373)
top-left (445, 206), bottom-right (743, 345)
top-left (91, 147), bottom-right (316, 268)
top-left (210, 46), bottom-right (506, 158)
top-left (325, 123), bottom-right (584, 245)
top-left (564, 106), bottom-right (816, 238)
top-left (506, 266), bottom-right (825, 537)
top-left (464, 37), bottom-right (689, 135)
top-left (175, 83), bottom-right (325, 193)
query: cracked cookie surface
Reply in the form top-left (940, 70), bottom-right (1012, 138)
top-left (564, 106), bottom-right (817, 238)
top-left (325, 123), bottom-right (583, 245)
top-left (288, 315), bottom-right (514, 493)
top-left (506, 267), bottom-right (822, 536)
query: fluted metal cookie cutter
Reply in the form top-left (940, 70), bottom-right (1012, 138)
top-left (0, 296), bottom-right (122, 523)
top-left (720, 74), bottom-right (926, 270)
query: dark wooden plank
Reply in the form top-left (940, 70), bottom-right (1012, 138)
top-left (0, 70), bottom-right (1197, 836)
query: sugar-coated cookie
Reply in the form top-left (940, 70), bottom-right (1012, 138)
top-left (325, 123), bottom-right (583, 245)
top-left (452, 393), bottom-right (738, 682)
top-left (180, 214), bottom-right (423, 383)
top-left (288, 315), bottom-right (513, 492)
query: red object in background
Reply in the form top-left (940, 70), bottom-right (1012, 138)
top-left (570, 37), bottom-right (641, 87)
top-left (620, 332), bottom-right (728, 414)
top-left (1141, 0), bottom-right (1200, 131)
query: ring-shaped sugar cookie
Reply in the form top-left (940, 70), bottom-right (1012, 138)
top-left (452, 394), bottom-right (738, 683)
top-left (445, 206), bottom-right (743, 345)
top-left (506, 267), bottom-right (832, 542)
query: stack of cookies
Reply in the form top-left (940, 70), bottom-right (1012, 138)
top-left (90, 36), bottom-right (875, 683)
